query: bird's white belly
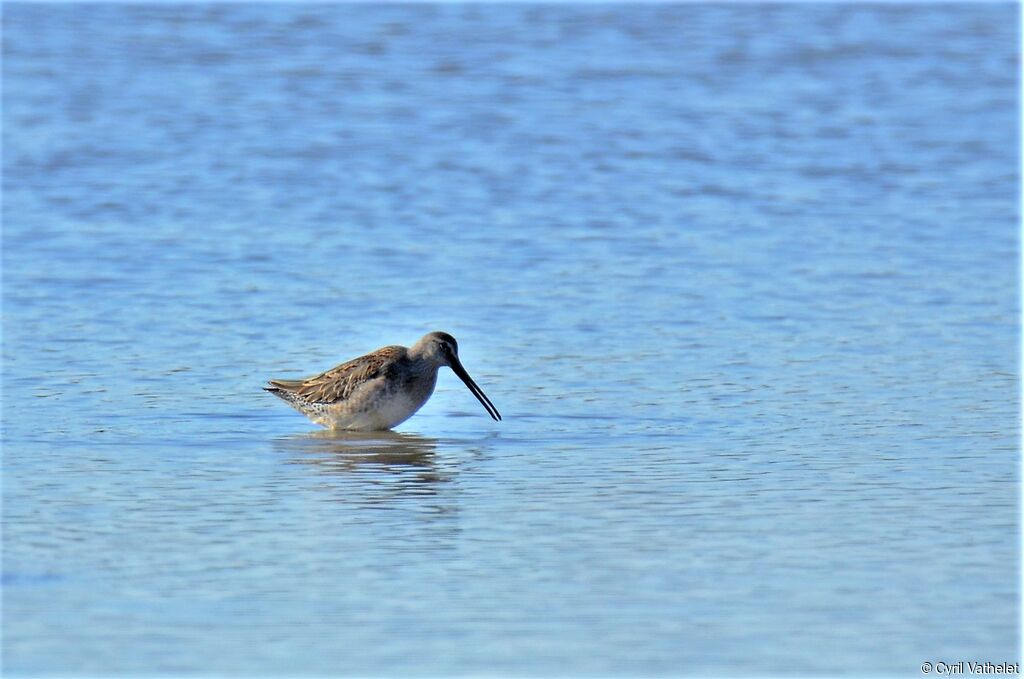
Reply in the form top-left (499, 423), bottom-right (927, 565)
top-left (319, 380), bottom-right (431, 431)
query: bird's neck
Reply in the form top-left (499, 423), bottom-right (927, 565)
top-left (406, 343), bottom-right (442, 369)
top-left (404, 351), bottom-right (442, 377)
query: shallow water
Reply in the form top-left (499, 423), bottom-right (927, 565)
top-left (3, 3), bottom-right (1020, 676)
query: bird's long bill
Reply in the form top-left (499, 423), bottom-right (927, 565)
top-left (450, 357), bottom-right (502, 421)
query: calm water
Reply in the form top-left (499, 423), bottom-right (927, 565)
top-left (3, 3), bottom-right (1019, 676)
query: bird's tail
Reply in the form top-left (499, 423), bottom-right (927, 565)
top-left (265, 378), bottom-right (305, 392)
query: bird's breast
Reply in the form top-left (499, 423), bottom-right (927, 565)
top-left (337, 369), bottom-right (437, 431)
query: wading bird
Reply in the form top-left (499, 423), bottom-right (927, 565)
top-left (265, 331), bottom-right (501, 431)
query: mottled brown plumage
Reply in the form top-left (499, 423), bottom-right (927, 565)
top-left (267, 346), bottom-right (405, 405)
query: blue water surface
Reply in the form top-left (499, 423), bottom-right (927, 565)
top-left (3, 3), bottom-right (1020, 676)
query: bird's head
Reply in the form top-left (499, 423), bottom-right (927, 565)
top-left (413, 331), bottom-right (501, 422)
top-left (417, 331), bottom-right (460, 367)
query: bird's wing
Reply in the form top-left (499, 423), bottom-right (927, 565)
top-left (267, 346), bottom-right (404, 404)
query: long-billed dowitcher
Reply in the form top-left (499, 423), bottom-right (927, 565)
top-left (265, 331), bottom-right (501, 431)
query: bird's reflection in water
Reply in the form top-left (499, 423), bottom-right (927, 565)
top-left (275, 430), bottom-right (453, 506)
top-left (280, 429), bottom-right (438, 467)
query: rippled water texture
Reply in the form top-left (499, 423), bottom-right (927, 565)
top-left (3, 3), bottom-right (1019, 676)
